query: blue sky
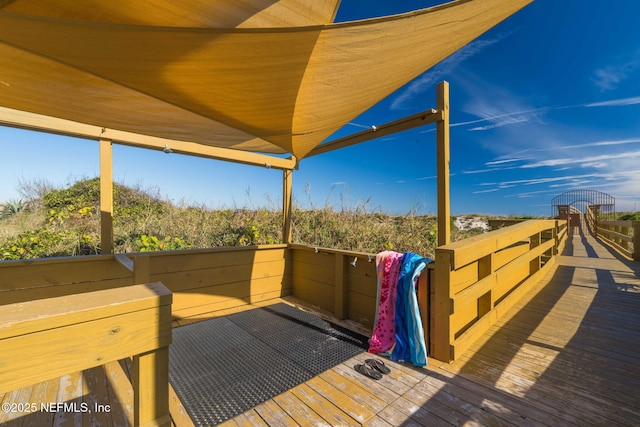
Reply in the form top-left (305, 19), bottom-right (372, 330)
top-left (1, 0), bottom-right (639, 216)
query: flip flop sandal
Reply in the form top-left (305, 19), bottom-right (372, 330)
top-left (365, 358), bottom-right (391, 375)
top-left (354, 363), bottom-right (382, 380)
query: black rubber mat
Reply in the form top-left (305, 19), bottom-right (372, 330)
top-left (169, 303), bottom-right (369, 426)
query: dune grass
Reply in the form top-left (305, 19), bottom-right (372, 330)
top-left (0, 178), bottom-right (497, 260)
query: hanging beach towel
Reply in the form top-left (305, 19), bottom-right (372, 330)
top-left (368, 250), bottom-right (403, 354)
top-left (391, 253), bottom-right (433, 367)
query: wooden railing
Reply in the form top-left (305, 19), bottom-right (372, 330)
top-left (430, 220), bottom-right (567, 363)
top-left (0, 282), bottom-right (173, 427)
top-left (288, 244), bottom-right (430, 346)
top-left (118, 244), bottom-right (290, 324)
top-left (0, 254), bottom-right (133, 302)
top-left (0, 245), bottom-right (290, 325)
top-left (289, 244), bottom-right (379, 327)
top-left (585, 205), bottom-right (597, 235)
top-left (597, 220), bottom-right (640, 260)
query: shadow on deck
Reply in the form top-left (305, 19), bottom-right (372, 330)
top-left (409, 224), bottom-right (640, 425)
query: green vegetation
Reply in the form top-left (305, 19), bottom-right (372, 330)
top-left (0, 178), bottom-right (491, 261)
top-left (618, 212), bottom-right (640, 221)
top-left (0, 199), bottom-right (27, 219)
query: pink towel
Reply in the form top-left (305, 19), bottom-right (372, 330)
top-left (368, 251), bottom-right (403, 354)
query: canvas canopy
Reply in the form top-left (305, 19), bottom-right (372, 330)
top-left (0, 0), bottom-right (532, 164)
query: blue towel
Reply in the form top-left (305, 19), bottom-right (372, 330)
top-left (391, 252), bottom-right (433, 367)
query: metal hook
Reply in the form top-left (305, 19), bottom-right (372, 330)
top-left (350, 257), bottom-right (357, 267)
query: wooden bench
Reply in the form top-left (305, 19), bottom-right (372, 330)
top-left (0, 282), bottom-right (172, 427)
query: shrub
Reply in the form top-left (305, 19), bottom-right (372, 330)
top-left (0, 199), bottom-right (27, 219)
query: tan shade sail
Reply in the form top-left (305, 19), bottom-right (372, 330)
top-left (0, 0), bottom-right (533, 161)
top-left (0, 0), bottom-right (342, 27)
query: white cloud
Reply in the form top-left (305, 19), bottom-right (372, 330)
top-left (472, 188), bottom-right (500, 194)
top-left (593, 52), bottom-right (640, 91)
top-left (485, 158), bottom-right (525, 166)
top-left (390, 33), bottom-right (511, 109)
top-left (586, 96), bottom-right (640, 107)
top-left (521, 150), bottom-right (640, 169)
top-left (580, 162), bottom-right (608, 169)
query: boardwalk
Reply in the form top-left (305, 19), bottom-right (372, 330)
top-left (1, 225), bottom-right (639, 426)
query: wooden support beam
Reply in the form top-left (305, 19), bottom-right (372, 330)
top-left (100, 138), bottom-right (114, 255)
top-left (282, 168), bottom-right (293, 244)
top-left (134, 255), bottom-right (151, 285)
top-left (436, 81), bottom-right (451, 246)
top-left (0, 106), bottom-right (296, 170)
top-left (133, 347), bottom-right (171, 427)
top-left (306, 109), bottom-right (440, 157)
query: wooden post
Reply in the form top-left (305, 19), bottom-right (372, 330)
top-left (477, 254), bottom-right (493, 316)
top-left (530, 232), bottom-right (541, 274)
top-left (633, 221), bottom-right (640, 261)
top-left (282, 168), bottom-right (293, 244)
top-left (334, 253), bottom-right (348, 319)
top-left (133, 348), bottom-right (171, 427)
top-left (100, 138), bottom-right (114, 254)
top-left (432, 248), bottom-right (453, 362)
top-left (134, 255), bottom-right (151, 285)
top-left (436, 81), bottom-right (451, 246)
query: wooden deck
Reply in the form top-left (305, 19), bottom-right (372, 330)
top-left (2, 225), bottom-right (639, 426)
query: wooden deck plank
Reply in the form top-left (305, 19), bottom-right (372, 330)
top-left (427, 362), bottom-right (574, 427)
top-left (0, 384), bottom-right (33, 426)
top-left (53, 371), bottom-right (83, 426)
top-left (289, 383), bottom-right (360, 427)
top-left (361, 415), bottom-right (395, 427)
top-left (252, 399), bottom-right (299, 427)
top-left (104, 360), bottom-right (134, 427)
top-left (231, 409), bottom-right (269, 427)
top-left (378, 396), bottom-right (453, 427)
top-left (24, 378), bottom-right (60, 427)
top-left (305, 376), bottom-right (376, 424)
top-left (317, 368), bottom-right (388, 414)
top-left (82, 365), bottom-right (114, 427)
top-left (464, 332), bottom-right (640, 410)
top-left (406, 374), bottom-right (516, 427)
top-left (272, 390), bottom-right (332, 427)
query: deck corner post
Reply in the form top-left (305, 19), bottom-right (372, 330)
top-left (432, 249), bottom-right (453, 363)
top-left (133, 347), bottom-right (171, 427)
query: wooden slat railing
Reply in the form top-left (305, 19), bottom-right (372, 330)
top-left (117, 245), bottom-right (290, 324)
top-left (289, 244), bottom-right (379, 327)
top-left (0, 282), bottom-right (173, 427)
top-left (431, 220), bottom-right (567, 363)
top-left (597, 220), bottom-right (640, 260)
top-left (585, 205), bottom-right (597, 235)
top-left (288, 244), bottom-right (430, 346)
